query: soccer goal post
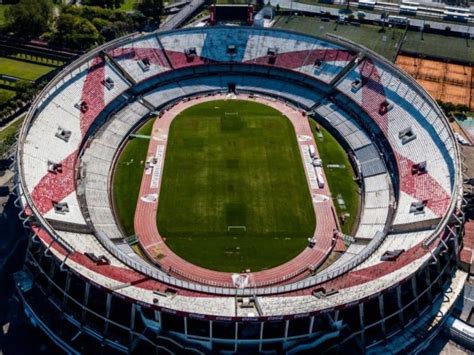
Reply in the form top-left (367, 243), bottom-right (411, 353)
top-left (224, 112), bottom-right (239, 116)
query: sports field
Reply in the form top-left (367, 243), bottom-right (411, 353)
top-left (396, 55), bottom-right (473, 110)
top-left (274, 15), bottom-right (405, 61)
top-left (113, 118), bottom-right (155, 236)
top-left (400, 31), bottom-right (473, 63)
top-left (156, 100), bottom-right (315, 272)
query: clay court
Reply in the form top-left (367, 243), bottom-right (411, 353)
top-left (396, 55), bottom-right (474, 110)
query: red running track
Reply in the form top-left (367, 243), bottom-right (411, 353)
top-left (134, 94), bottom-right (344, 288)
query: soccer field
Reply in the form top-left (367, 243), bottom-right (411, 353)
top-left (156, 100), bottom-right (315, 272)
top-left (400, 31), bottom-right (473, 63)
top-left (274, 15), bottom-right (405, 61)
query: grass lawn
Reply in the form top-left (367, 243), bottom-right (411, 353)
top-left (113, 118), bottom-right (155, 236)
top-left (7, 53), bottom-right (64, 67)
top-left (400, 31), bottom-right (473, 63)
top-left (309, 120), bottom-right (360, 235)
top-left (0, 5), bottom-right (9, 26)
top-left (0, 57), bottom-right (56, 81)
top-left (156, 100), bottom-right (315, 272)
top-left (0, 115), bottom-right (25, 157)
top-left (119, 0), bottom-right (138, 11)
top-left (0, 116), bottom-right (23, 142)
top-left (0, 88), bottom-right (17, 105)
top-left (274, 15), bottom-right (405, 61)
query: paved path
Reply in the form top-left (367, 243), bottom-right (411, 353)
top-left (134, 93), bottom-right (343, 288)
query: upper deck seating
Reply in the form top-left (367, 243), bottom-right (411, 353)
top-left (158, 28), bottom-right (354, 85)
top-left (336, 58), bottom-right (454, 226)
top-left (22, 57), bottom-right (130, 224)
top-left (355, 230), bottom-right (432, 270)
top-left (108, 34), bottom-right (171, 83)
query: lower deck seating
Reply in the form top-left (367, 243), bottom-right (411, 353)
top-left (83, 101), bottom-right (150, 240)
top-left (354, 173), bottom-right (391, 241)
top-left (355, 144), bottom-right (386, 177)
top-left (143, 83), bottom-right (187, 108)
top-left (232, 75), bottom-right (322, 108)
top-left (314, 101), bottom-right (386, 177)
top-left (322, 242), bottom-right (368, 272)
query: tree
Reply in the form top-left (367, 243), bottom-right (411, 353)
top-left (137, 0), bottom-right (163, 20)
top-left (0, 91), bottom-right (13, 106)
top-left (15, 80), bottom-right (34, 94)
top-left (436, 100), bottom-right (456, 114)
top-left (5, 0), bottom-right (53, 38)
top-left (51, 14), bottom-right (101, 50)
top-left (82, 0), bottom-right (125, 8)
top-left (455, 104), bottom-right (469, 113)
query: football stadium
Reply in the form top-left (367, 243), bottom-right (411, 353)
top-left (11, 26), bottom-right (467, 353)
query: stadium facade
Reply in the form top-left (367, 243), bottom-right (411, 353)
top-left (11, 27), bottom-right (467, 354)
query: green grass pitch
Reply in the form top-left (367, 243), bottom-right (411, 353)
top-left (113, 118), bottom-right (155, 236)
top-left (0, 57), bottom-right (58, 81)
top-left (401, 31), bottom-right (473, 63)
top-left (274, 15), bottom-right (405, 61)
top-left (156, 100), bottom-right (315, 272)
top-left (310, 121), bottom-right (360, 235)
top-left (113, 100), bottom-right (360, 272)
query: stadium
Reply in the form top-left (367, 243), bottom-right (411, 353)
top-left (11, 26), bottom-right (466, 353)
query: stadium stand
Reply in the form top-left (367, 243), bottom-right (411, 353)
top-left (12, 27), bottom-right (465, 354)
top-left (107, 34), bottom-right (171, 83)
top-left (82, 101), bottom-right (150, 241)
top-left (335, 57), bottom-right (454, 231)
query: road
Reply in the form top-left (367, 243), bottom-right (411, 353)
top-left (160, 0), bottom-right (206, 31)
